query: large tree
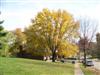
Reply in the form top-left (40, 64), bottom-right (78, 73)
top-left (78, 17), bottom-right (97, 66)
top-left (25, 9), bottom-right (79, 62)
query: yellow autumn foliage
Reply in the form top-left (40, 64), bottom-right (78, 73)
top-left (25, 8), bottom-right (79, 58)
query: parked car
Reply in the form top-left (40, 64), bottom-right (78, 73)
top-left (86, 60), bottom-right (94, 66)
top-left (60, 57), bottom-right (77, 63)
top-left (72, 60), bottom-right (75, 64)
top-left (60, 58), bottom-right (66, 63)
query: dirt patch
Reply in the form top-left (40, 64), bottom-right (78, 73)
top-left (87, 67), bottom-right (100, 75)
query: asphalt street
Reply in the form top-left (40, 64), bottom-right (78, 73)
top-left (93, 61), bottom-right (100, 70)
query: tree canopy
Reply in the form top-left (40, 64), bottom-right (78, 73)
top-left (25, 8), bottom-right (79, 62)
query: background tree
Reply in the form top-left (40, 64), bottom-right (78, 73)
top-left (78, 17), bottom-right (98, 66)
top-left (88, 42), bottom-right (97, 58)
top-left (11, 28), bottom-right (26, 57)
top-left (25, 8), bottom-right (79, 62)
top-left (96, 33), bottom-right (100, 59)
top-left (7, 31), bottom-right (17, 57)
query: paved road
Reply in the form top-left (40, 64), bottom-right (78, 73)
top-left (93, 61), bottom-right (100, 70)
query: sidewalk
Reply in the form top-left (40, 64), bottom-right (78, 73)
top-left (75, 63), bottom-right (84, 75)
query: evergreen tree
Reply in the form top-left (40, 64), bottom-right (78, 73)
top-left (0, 13), bottom-right (7, 56)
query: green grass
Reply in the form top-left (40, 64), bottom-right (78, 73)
top-left (0, 57), bottom-right (74, 75)
top-left (80, 64), bottom-right (96, 75)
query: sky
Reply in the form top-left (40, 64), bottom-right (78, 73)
top-left (0, 0), bottom-right (100, 32)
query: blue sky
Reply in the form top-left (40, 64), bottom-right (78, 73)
top-left (0, 0), bottom-right (100, 32)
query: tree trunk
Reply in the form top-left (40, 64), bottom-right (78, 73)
top-left (83, 48), bottom-right (86, 68)
top-left (52, 50), bottom-right (56, 62)
top-left (51, 45), bottom-right (58, 62)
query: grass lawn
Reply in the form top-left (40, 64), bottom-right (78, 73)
top-left (0, 57), bottom-right (74, 75)
top-left (80, 64), bottom-right (96, 75)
